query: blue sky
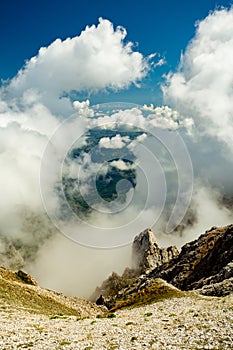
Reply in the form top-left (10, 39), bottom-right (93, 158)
top-left (0, 0), bottom-right (232, 105)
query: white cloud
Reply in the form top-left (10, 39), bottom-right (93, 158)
top-left (99, 134), bottom-right (130, 149)
top-left (90, 105), bottom-right (191, 132)
top-left (3, 18), bottom-right (149, 115)
top-left (136, 133), bottom-right (147, 142)
top-left (142, 103), bottom-right (155, 111)
top-left (148, 106), bottom-right (181, 130)
top-left (73, 99), bottom-right (94, 118)
top-left (163, 7), bottom-right (233, 155)
top-left (110, 159), bottom-right (134, 171)
top-left (0, 123), bottom-right (47, 237)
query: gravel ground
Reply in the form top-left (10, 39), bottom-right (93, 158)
top-left (0, 294), bottom-right (232, 350)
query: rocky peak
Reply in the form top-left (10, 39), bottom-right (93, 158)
top-left (132, 228), bottom-right (179, 272)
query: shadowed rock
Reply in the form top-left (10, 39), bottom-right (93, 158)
top-left (150, 225), bottom-right (233, 295)
top-left (16, 270), bottom-right (38, 286)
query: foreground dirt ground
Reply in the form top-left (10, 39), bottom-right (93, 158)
top-left (0, 294), bottom-right (232, 350)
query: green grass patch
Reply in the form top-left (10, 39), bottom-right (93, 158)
top-left (106, 313), bottom-right (116, 318)
top-left (110, 279), bottom-right (185, 311)
top-left (145, 312), bottom-right (153, 317)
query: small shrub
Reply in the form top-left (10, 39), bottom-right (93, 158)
top-left (131, 336), bottom-right (138, 341)
top-left (60, 340), bottom-right (71, 346)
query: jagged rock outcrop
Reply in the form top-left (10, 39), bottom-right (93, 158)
top-left (190, 261), bottom-right (233, 290)
top-left (90, 268), bottom-right (137, 307)
top-left (16, 270), bottom-right (38, 286)
top-left (150, 225), bottom-right (233, 295)
top-left (92, 229), bottom-right (180, 308)
top-left (196, 278), bottom-right (233, 297)
top-left (132, 228), bottom-right (179, 272)
top-left (93, 225), bottom-right (233, 307)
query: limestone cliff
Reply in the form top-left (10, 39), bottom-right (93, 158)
top-left (132, 228), bottom-right (179, 272)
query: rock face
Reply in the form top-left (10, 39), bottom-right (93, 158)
top-left (132, 228), bottom-right (179, 272)
top-left (93, 225), bottom-right (233, 307)
top-left (91, 230), bottom-right (179, 306)
top-left (191, 261), bottom-right (233, 290)
top-left (196, 278), bottom-right (233, 297)
top-left (151, 225), bottom-right (233, 294)
top-left (16, 270), bottom-right (38, 286)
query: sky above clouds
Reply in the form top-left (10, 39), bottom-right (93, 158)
top-left (1, 0), bottom-right (232, 105)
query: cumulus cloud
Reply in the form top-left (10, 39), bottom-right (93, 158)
top-left (142, 103), bottom-right (155, 111)
top-left (110, 159), bottom-right (135, 171)
top-left (163, 6), bottom-right (233, 155)
top-left (73, 99), bottom-right (94, 118)
top-left (159, 6), bottom-right (233, 245)
top-left (90, 104), bottom-right (193, 133)
top-left (99, 134), bottom-right (130, 149)
top-left (28, 234), bottom-right (131, 297)
top-left (136, 133), bottom-right (147, 142)
top-left (148, 105), bottom-right (193, 131)
top-left (3, 18), bottom-right (150, 115)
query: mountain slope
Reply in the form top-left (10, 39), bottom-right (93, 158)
top-left (0, 267), bottom-right (102, 317)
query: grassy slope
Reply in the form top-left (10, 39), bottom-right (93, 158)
top-left (110, 278), bottom-right (186, 311)
top-left (0, 267), bottom-right (100, 317)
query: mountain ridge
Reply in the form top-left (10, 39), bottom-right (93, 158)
top-left (92, 224), bottom-right (233, 309)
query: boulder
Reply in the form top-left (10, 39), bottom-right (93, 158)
top-left (16, 270), bottom-right (38, 286)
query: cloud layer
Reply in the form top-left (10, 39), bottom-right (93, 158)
top-left (0, 18), bottom-right (157, 296)
top-left (163, 7), bottom-right (233, 156)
